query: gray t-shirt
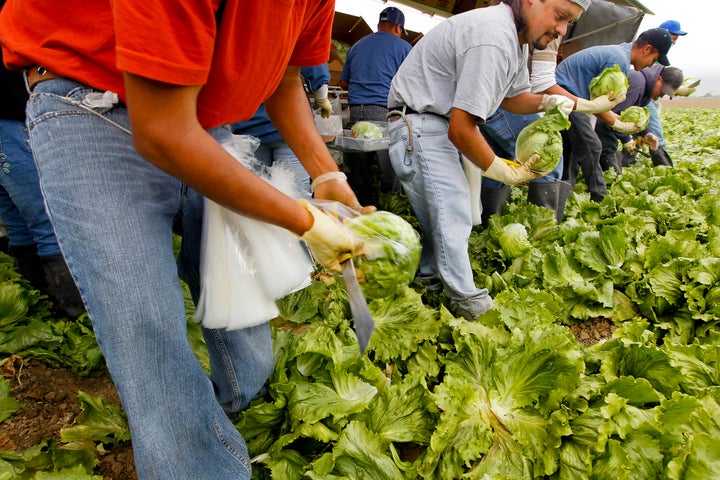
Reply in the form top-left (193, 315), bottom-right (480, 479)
top-left (387, 3), bottom-right (530, 121)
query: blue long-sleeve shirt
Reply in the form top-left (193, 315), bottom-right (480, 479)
top-left (555, 43), bottom-right (632, 99)
top-left (232, 65), bottom-right (330, 143)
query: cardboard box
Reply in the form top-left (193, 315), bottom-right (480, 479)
top-left (328, 59), bottom-right (344, 87)
top-left (332, 12), bottom-right (373, 47)
top-left (409, 0), bottom-right (456, 14)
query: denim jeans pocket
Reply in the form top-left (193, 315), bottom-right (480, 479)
top-left (388, 121), bottom-right (415, 183)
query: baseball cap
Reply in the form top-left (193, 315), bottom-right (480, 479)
top-left (639, 28), bottom-right (673, 66)
top-left (379, 7), bottom-right (407, 36)
top-left (660, 66), bottom-right (684, 98)
top-left (659, 20), bottom-right (687, 36)
top-left (569, 0), bottom-right (592, 11)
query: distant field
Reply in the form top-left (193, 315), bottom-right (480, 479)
top-left (659, 96), bottom-right (720, 109)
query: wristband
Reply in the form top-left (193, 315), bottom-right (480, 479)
top-left (310, 171), bottom-right (347, 192)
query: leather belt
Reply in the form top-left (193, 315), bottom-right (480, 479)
top-left (389, 105), bottom-right (420, 115)
top-left (26, 65), bottom-right (64, 90)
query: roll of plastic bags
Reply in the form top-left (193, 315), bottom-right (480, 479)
top-left (195, 198), bottom-right (279, 329)
top-left (195, 135), bottom-right (314, 330)
top-left (462, 155), bottom-right (483, 226)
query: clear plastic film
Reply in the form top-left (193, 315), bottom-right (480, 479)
top-left (195, 135), bottom-right (314, 330)
top-left (310, 200), bottom-right (421, 299)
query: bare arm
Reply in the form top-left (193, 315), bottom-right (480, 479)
top-left (123, 72), bottom-right (314, 235)
top-left (500, 92), bottom-right (546, 115)
top-left (447, 108), bottom-right (498, 170)
top-left (265, 66), bottom-right (363, 209)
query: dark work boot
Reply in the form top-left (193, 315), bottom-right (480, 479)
top-left (528, 182), bottom-right (561, 223)
top-left (41, 254), bottom-right (86, 319)
top-left (8, 244), bottom-right (48, 293)
top-left (480, 184), bottom-right (511, 228)
top-left (620, 150), bottom-right (638, 168)
top-left (556, 181), bottom-right (574, 223)
top-left (599, 152), bottom-right (622, 174)
top-left (650, 147), bottom-right (673, 167)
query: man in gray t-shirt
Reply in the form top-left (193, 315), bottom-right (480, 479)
top-left (386, 0), bottom-right (595, 321)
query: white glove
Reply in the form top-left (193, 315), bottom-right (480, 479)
top-left (675, 79), bottom-right (700, 97)
top-left (612, 118), bottom-right (640, 135)
top-left (642, 133), bottom-right (659, 151)
top-left (462, 156), bottom-right (483, 225)
top-left (622, 139), bottom-right (636, 155)
top-left (482, 155), bottom-right (542, 186)
top-left (539, 94), bottom-right (574, 117)
top-left (575, 93), bottom-right (627, 114)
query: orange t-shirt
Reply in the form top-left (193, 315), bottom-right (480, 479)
top-left (0, 0), bottom-right (333, 129)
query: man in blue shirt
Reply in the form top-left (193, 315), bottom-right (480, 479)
top-left (555, 28), bottom-right (673, 202)
top-left (339, 7), bottom-right (412, 205)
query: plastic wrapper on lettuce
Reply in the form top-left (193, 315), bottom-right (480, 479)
top-left (344, 211), bottom-right (421, 299)
top-left (514, 106), bottom-right (571, 173)
top-left (589, 64), bottom-right (629, 100)
top-left (619, 106), bottom-right (650, 130)
top-left (350, 121), bottom-right (384, 139)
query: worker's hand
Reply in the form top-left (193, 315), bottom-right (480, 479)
top-left (641, 132), bottom-right (659, 151)
top-left (611, 118), bottom-right (640, 135)
top-left (575, 92), bottom-right (626, 114)
top-left (298, 200), bottom-right (356, 272)
top-left (314, 96), bottom-right (333, 118)
top-left (622, 139), bottom-right (636, 155)
top-left (674, 79), bottom-right (700, 97)
top-left (482, 155), bottom-right (542, 186)
top-left (311, 171), bottom-right (375, 214)
top-left (539, 94), bottom-right (574, 117)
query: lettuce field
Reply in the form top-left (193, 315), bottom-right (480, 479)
top-left (2, 108), bottom-right (720, 479)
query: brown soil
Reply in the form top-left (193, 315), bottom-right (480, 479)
top-left (658, 96), bottom-right (720, 109)
top-left (1, 356), bottom-right (137, 480)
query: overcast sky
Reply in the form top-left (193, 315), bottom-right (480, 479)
top-left (334, 0), bottom-right (718, 96)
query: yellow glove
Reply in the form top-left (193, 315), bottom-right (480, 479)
top-left (575, 93), bottom-right (626, 114)
top-left (314, 96), bottom-right (333, 118)
top-left (622, 139), bottom-right (636, 155)
top-left (612, 118), bottom-right (640, 135)
top-left (298, 200), bottom-right (354, 272)
top-left (482, 155), bottom-right (542, 186)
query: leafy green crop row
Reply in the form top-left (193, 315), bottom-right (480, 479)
top-left (1, 108), bottom-right (719, 479)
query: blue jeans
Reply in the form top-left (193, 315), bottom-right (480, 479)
top-left (26, 78), bottom-right (273, 479)
top-left (646, 100), bottom-right (665, 148)
top-left (254, 140), bottom-right (311, 198)
top-left (0, 118), bottom-right (60, 256)
top-left (388, 112), bottom-right (491, 318)
top-left (479, 108), bottom-right (563, 189)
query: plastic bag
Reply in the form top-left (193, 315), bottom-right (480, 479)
top-left (314, 93), bottom-right (343, 137)
top-left (195, 135), bottom-right (314, 330)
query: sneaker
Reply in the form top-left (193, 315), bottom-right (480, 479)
top-left (449, 294), bottom-right (494, 321)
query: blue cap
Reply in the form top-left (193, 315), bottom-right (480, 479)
top-left (379, 7), bottom-right (407, 35)
top-left (659, 20), bottom-right (687, 36)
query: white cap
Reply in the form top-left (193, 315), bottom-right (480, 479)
top-left (570, 0), bottom-right (592, 10)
